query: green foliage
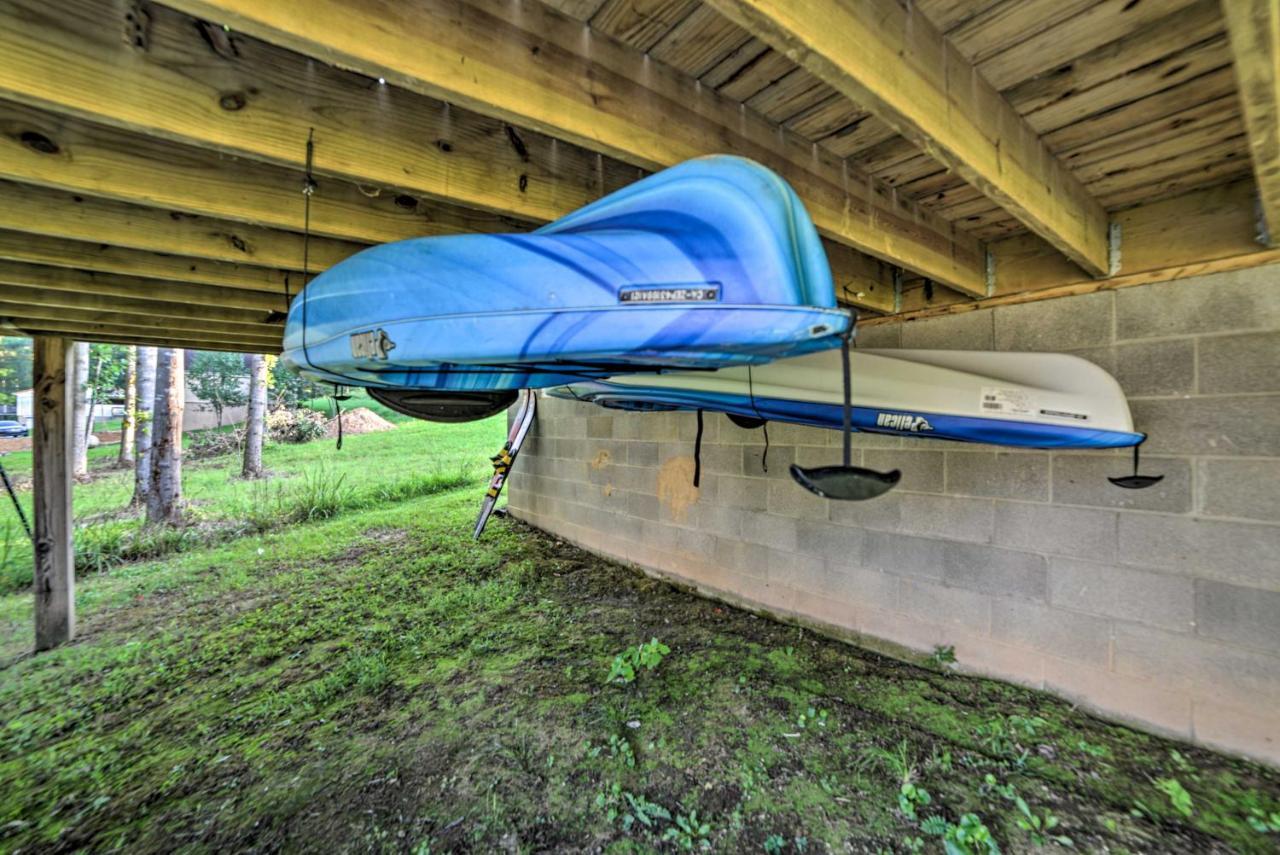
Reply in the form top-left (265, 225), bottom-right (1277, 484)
top-left (605, 637), bottom-right (670, 685)
top-left (858, 739), bottom-right (916, 784)
top-left (595, 783), bottom-right (671, 834)
top-left (0, 336), bottom-right (32, 403)
top-left (1155, 777), bottom-right (1194, 817)
top-left (898, 781), bottom-right (932, 822)
top-left (270, 357), bottom-right (327, 408)
top-left (188, 352), bottom-right (250, 427)
top-left (662, 810), bottom-right (711, 850)
top-left (942, 813), bottom-right (1000, 855)
top-left (930, 644), bottom-right (957, 667)
top-left (763, 833), bottom-right (786, 854)
top-left (1247, 807), bottom-right (1280, 833)
top-left (795, 705), bottom-right (828, 731)
top-left (266, 407), bottom-right (327, 444)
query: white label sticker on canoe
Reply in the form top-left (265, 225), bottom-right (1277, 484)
top-left (980, 386), bottom-right (1033, 416)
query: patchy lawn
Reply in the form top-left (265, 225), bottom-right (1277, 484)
top-left (1, 419), bottom-right (1279, 853)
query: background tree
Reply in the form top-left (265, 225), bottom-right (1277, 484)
top-left (0, 337), bottom-right (31, 405)
top-left (269, 357), bottom-right (325, 409)
top-left (118, 346), bottom-right (136, 467)
top-left (188, 351), bottom-right (249, 427)
top-left (146, 348), bottom-right (184, 525)
top-left (72, 342), bottom-right (89, 479)
top-left (132, 347), bottom-right (157, 506)
top-left (242, 354), bottom-right (267, 478)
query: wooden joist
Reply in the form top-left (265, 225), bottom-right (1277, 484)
top-left (0, 101), bottom-right (512, 246)
top-left (0, 180), bottom-right (364, 271)
top-left (1222, 0), bottom-right (1280, 245)
top-left (156, 0), bottom-right (988, 295)
top-left (4, 322), bottom-right (277, 354)
top-left (0, 306), bottom-right (282, 347)
top-left (0, 291), bottom-right (282, 338)
top-left (706, 0), bottom-right (1112, 277)
top-left (0, 260), bottom-right (286, 314)
top-left (0, 230), bottom-right (302, 295)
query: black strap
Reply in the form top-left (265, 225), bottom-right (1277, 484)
top-left (692, 409), bottom-right (704, 488)
top-left (0, 459), bottom-right (31, 540)
top-left (761, 421), bottom-right (769, 474)
top-left (333, 393), bottom-right (343, 451)
top-left (841, 328), bottom-right (853, 468)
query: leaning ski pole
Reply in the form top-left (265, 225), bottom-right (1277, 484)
top-left (0, 456), bottom-right (31, 540)
top-left (473, 390), bottom-right (536, 539)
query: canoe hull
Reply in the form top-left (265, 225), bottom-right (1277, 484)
top-left (549, 348), bottom-right (1144, 450)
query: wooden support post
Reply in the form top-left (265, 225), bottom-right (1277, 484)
top-left (32, 335), bottom-right (74, 650)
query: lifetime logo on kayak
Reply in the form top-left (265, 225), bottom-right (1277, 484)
top-left (876, 412), bottom-right (933, 432)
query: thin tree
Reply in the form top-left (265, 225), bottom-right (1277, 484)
top-left (118, 346), bottom-right (136, 467)
top-left (242, 353), bottom-right (267, 478)
top-left (71, 342), bottom-right (89, 479)
top-left (132, 346), bottom-right (157, 506)
top-left (146, 348), bottom-right (184, 525)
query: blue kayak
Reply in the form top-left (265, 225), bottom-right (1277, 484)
top-left (283, 156), bottom-right (850, 419)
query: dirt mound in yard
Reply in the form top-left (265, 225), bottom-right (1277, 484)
top-left (325, 407), bottom-right (395, 438)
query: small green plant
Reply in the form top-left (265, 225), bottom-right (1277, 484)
top-left (764, 833), bottom-right (786, 854)
top-left (901, 835), bottom-right (926, 853)
top-left (943, 813), bottom-right (1000, 854)
top-left (1155, 777), bottom-right (1194, 818)
top-left (930, 644), bottom-right (957, 667)
top-left (858, 739), bottom-right (916, 784)
top-left (1169, 750), bottom-right (1196, 774)
top-left (607, 732), bottom-right (635, 768)
top-left (662, 810), bottom-right (711, 850)
top-left (898, 782), bottom-right (933, 822)
top-left (595, 783), bottom-right (671, 833)
top-left (796, 706), bottom-right (829, 731)
top-left (605, 637), bottom-right (671, 684)
top-left (1247, 807), bottom-right (1280, 833)
top-left (1076, 740), bottom-right (1109, 758)
top-left (1013, 801), bottom-right (1072, 848)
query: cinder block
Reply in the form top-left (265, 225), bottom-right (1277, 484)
top-left (860, 530), bottom-right (947, 581)
top-left (1192, 699), bottom-right (1280, 766)
top-left (989, 598), bottom-right (1111, 666)
top-left (690, 443), bottom-right (742, 476)
top-left (796, 519), bottom-right (865, 565)
top-left (765, 548), bottom-right (826, 591)
top-left (1043, 656), bottom-right (1193, 738)
top-left (900, 578), bottom-right (992, 634)
top-left (859, 606), bottom-right (952, 655)
top-left (586, 415), bottom-right (614, 438)
top-left (1049, 557), bottom-right (1195, 633)
top-left (789, 587), bottom-right (859, 633)
top-left (766, 479), bottom-right (833, 520)
top-left (712, 536), bottom-right (770, 581)
top-left (1118, 513), bottom-right (1280, 589)
top-left (946, 451), bottom-right (1050, 500)
top-left (854, 322), bottom-right (901, 349)
top-left (738, 511), bottom-right (800, 552)
top-left (1198, 331), bottom-right (1280, 394)
top-left (628, 492), bottom-right (660, 521)
top-left (1113, 623), bottom-right (1280, 707)
top-left (1111, 339), bottom-right (1196, 396)
top-left (627, 441), bottom-right (659, 467)
top-left (690, 503), bottom-right (743, 539)
top-left (744, 443), bottom-right (795, 478)
top-left (612, 465), bottom-right (658, 494)
top-left (811, 560), bottom-right (901, 609)
top-left (1195, 580), bottom-right (1280, 652)
top-left (993, 502), bottom-right (1117, 562)
top-left (1130, 395), bottom-right (1280, 457)
top-left (1115, 265), bottom-right (1280, 339)
top-left (995, 291), bottom-right (1113, 351)
top-left (1052, 454), bottom-right (1192, 512)
top-left (757, 421), bottom-right (824, 445)
top-left (941, 542), bottom-right (1048, 600)
top-left (829, 492), bottom-right (904, 532)
top-left (895, 494), bottom-right (995, 543)
top-left (865, 449), bottom-right (944, 493)
top-left (1201, 458), bottom-right (1280, 522)
top-left (715, 475), bottom-right (769, 510)
top-left (900, 311), bottom-right (995, 350)
top-left (677, 411), bottom-right (720, 442)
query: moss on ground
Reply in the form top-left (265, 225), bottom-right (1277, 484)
top-left (0, 419), bottom-right (1278, 852)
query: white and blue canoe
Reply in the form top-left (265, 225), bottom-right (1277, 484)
top-left (549, 347), bottom-right (1145, 450)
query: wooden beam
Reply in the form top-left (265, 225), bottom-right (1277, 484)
top-left (31, 335), bottom-right (74, 650)
top-left (0, 260), bottom-right (287, 314)
top-left (0, 180), bottom-right (364, 271)
top-left (5, 323), bottom-right (276, 354)
top-left (1222, 0), bottom-right (1280, 245)
top-left (0, 297), bottom-right (283, 341)
top-left (156, 0), bottom-right (988, 294)
top-left (861, 179), bottom-right (1278, 324)
top-left (0, 230), bottom-right (302, 294)
top-left (1, 315), bottom-right (280, 350)
top-left (705, 0), bottom-right (1111, 277)
top-left (826, 243), bottom-right (897, 314)
top-left (0, 101), bottom-right (514, 245)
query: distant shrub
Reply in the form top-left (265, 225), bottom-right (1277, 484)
top-left (188, 428), bottom-right (245, 460)
top-left (266, 408), bottom-right (327, 444)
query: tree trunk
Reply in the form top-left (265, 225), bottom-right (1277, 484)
top-left (146, 348), bottom-right (184, 525)
top-left (71, 342), bottom-right (89, 479)
top-left (242, 353), bottom-right (266, 478)
top-left (132, 346), bottom-right (157, 506)
top-left (118, 346), bottom-right (136, 467)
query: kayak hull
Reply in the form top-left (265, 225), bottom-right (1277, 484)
top-left (549, 348), bottom-right (1145, 450)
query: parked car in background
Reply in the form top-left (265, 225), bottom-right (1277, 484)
top-left (0, 421), bottom-right (28, 438)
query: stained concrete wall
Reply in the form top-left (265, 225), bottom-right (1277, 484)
top-left (507, 265), bottom-right (1280, 764)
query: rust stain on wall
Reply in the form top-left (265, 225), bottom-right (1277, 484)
top-left (657, 455), bottom-right (699, 523)
top-left (590, 450), bottom-right (611, 470)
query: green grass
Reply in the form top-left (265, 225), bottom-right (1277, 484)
top-left (0, 413), bottom-right (505, 594)
top-left (1, 417), bottom-right (1278, 853)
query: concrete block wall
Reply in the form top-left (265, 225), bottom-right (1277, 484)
top-left (508, 265), bottom-right (1280, 764)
